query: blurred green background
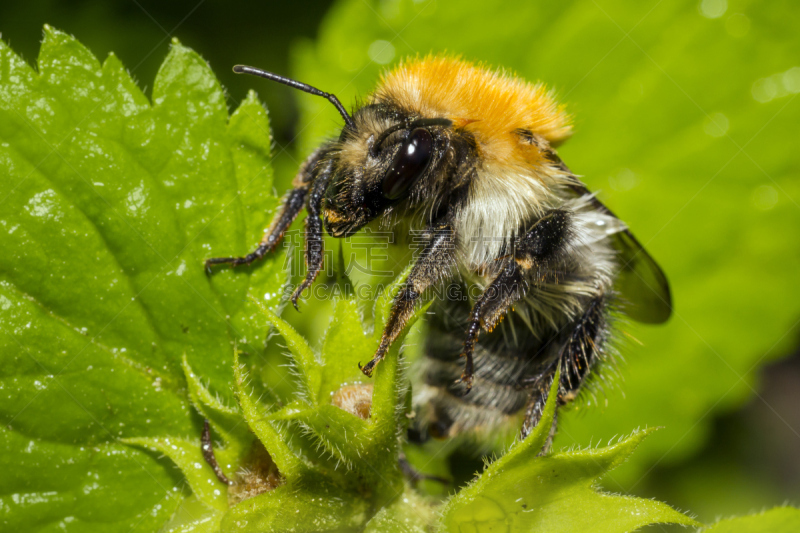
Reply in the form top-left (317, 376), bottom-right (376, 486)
top-left (3, 0), bottom-right (798, 526)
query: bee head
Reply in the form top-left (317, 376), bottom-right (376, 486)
top-left (228, 65), bottom-right (455, 238)
top-left (324, 108), bottom-right (452, 237)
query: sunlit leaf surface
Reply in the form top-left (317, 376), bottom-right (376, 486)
top-left (0, 27), bottom-right (284, 530)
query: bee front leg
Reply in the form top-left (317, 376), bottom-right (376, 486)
top-left (360, 223), bottom-right (456, 376)
top-left (459, 209), bottom-right (571, 392)
top-left (204, 147), bottom-right (331, 274)
top-left (290, 159), bottom-right (334, 309)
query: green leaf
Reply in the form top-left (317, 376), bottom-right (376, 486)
top-left (0, 27), bottom-right (286, 530)
top-left (232, 347), bottom-right (307, 480)
top-left (318, 298), bottom-right (372, 401)
top-left (258, 266), bottom-right (427, 492)
top-left (253, 300), bottom-right (321, 404)
top-left (122, 436), bottom-right (228, 513)
top-left (160, 495), bottom-right (225, 533)
top-left (291, 0), bottom-right (800, 484)
top-left (0, 27), bottom-right (432, 531)
top-left (182, 354), bottom-right (250, 468)
top-left (363, 489), bottom-right (437, 533)
top-left (439, 429), bottom-right (698, 532)
top-left (700, 507), bottom-right (800, 533)
top-left (438, 372), bottom-right (698, 532)
top-left (219, 476), bottom-right (370, 533)
top-left (0, 428), bottom-right (188, 532)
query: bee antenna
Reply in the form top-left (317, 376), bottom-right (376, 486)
top-left (233, 64), bottom-right (355, 130)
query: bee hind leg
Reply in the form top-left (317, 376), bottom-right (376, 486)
top-left (520, 294), bottom-right (609, 448)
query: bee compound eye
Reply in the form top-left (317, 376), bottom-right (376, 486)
top-left (381, 128), bottom-right (433, 200)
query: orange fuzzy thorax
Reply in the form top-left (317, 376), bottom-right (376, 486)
top-left (376, 57), bottom-right (572, 168)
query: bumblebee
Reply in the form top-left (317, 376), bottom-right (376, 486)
top-left (207, 57), bottom-right (671, 443)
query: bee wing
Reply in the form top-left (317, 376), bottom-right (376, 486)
top-left (566, 181), bottom-right (672, 324)
top-left (607, 226), bottom-right (672, 324)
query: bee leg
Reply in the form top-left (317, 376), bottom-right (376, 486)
top-left (458, 259), bottom-right (525, 392)
top-left (520, 295), bottom-right (608, 443)
top-left (204, 147), bottom-right (329, 274)
top-left (460, 209), bottom-right (572, 391)
top-left (201, 419), bottom-right (232, 486)
top-left (204, 187), bottom-right (308, 273)
top-left (399, 452), bottom-right (451, 487)
top-left (520, 372), bottom-right (559, 449)
top-left (360, 223), bottom-right (456, 376)
top-left (290, 159), bottom-right (334, 309)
